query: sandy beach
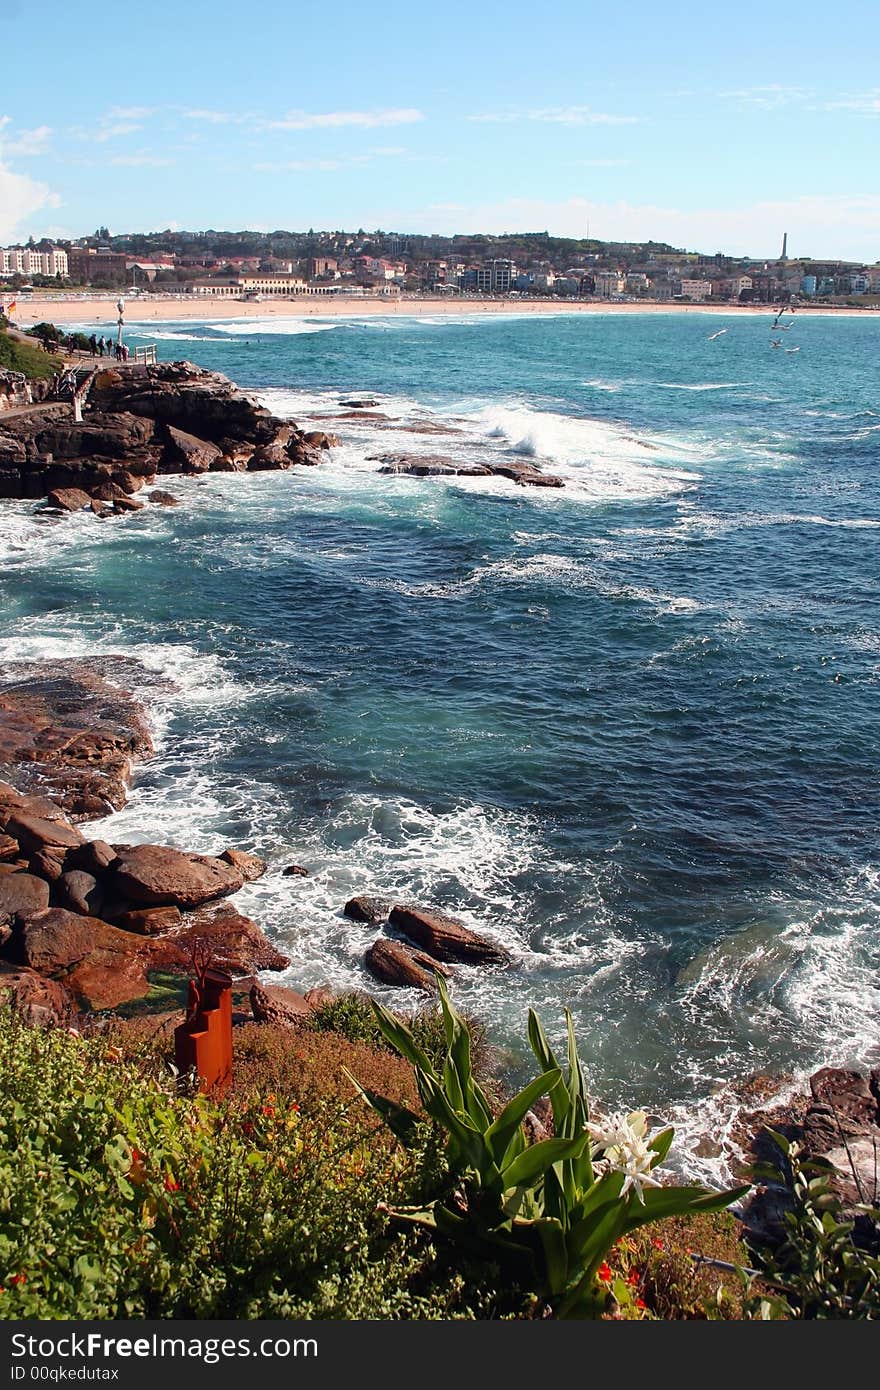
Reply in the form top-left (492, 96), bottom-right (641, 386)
top-left (5, 292), bottom-right (875, 328)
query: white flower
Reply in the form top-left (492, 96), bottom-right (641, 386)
top-left (585, 1109), bottom-right (664, 1203)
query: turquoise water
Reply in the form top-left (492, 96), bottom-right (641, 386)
top-left (3, 310), bottom-right (879, 1175)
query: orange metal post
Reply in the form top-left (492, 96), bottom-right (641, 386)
top-left (174, 968), bottom-right (233, 1095)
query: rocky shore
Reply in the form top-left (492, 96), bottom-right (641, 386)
top-left (0, 360), bottom-right (336, 509)
top-left (1, 359), bottom-right (876, 1240)
top-left (0, 656), bottom-right (512, 1032)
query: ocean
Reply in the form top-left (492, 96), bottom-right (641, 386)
top-left (3, 309), bottom-right (879, 1178)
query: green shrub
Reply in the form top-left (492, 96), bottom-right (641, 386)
top-left (745, 1131), bottom-right (880, 1319)
top-left (0, 1006), bottom-right (526, 1319)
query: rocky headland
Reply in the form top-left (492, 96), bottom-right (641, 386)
top-left (0, 360), bottom-right (336, 510)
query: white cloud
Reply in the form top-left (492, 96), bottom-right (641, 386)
top-left (70, 119), bottom-right (142, 142)
top-left (389, 193), bottom-right (880, 262)
top-left (0, 164), bottom-right (61, 240)
top-left (183, 108), bottom-right (246, 124)
top-left (109, 154), bottom-right (172, 167)
top-left (256, 108), bottom-right (424, 131)
top-left (721, 85), bottom-right (811, 109)
top-left (108, 105), bottom-right (157, 121)
top-left (824, 89), bottom-right (880, 115)
top-left (470, 106), bottom-right (637, 126)
top-left (3, 124), bottom-right (52, 157)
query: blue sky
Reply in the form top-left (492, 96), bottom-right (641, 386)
top-left (1, 0), bottom-right (878, 260)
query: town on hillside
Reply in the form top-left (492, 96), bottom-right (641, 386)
top-left (1, 228), bottom-right (879, 307)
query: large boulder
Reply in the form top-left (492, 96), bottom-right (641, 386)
top-left (150, 904), bottom-right (290, 974)
top-left (2, 811), bottom-right (84, 857)
top-left (364, 937), bottom-right (449, 993)
top-left (53, 869), bottom-right (103, 917)
top-left (0, 963), bottom-right (75, 1027)
top-left (246, 443), bottom-right (290, 471)
top-left (388, 904), bottom-right (512, 966)
top-left (15, 908), bottom-right (152, 1010)
top-left (163, 426), bottom-right (221, 473)
top-left (250, 982), bottom-right (312, 1025)
top-left (109, 843), bottom-right (245, 909)
top-left (0, 872), bottom-right (51, 925)
top-left (46, 486), bottom-right (92, 513)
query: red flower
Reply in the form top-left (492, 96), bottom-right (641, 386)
top-left (262, 1105), bottom-right (276, 1118)
top-left (652, 1237), bottom-right (664, 1250)
top-left (636, 1297), bottom-right (647, 1310)
top-left (242, 1121), bottom-right (255, 1137)
top-left (10, 1274), bottom-right (26, 1286)
top-left (627, 1269), bottom-right (640, 1287)
top-left (163, 1174), bottom-right (180, 1192)
top-left (597, 1262), bottom-right (613, 1283)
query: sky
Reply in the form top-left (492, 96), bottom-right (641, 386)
top-left (1, 0), bottom-right (878, 261)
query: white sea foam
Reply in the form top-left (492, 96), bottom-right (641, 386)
top-left (213, 318), bottom-right (338, 337)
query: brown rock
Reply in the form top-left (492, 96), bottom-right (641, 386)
top-left (110, 843), bottom-right (245, 909)
top-left (282, 863), bottom-right (309, 877)
top-left (115, 905), bottom-right (181, 935)
top-left (0, 660), bottom-right (153, 819)
top-left (343, 894), bottom-right (390, 923)
top-left (29, 845), bottom-right (68, 883)
top-left (15, 908), bottom-right (152, 1010)
top-left (209, 454), bottom-right (244, 472)
top-left (90, 499), bottom-right (114, 518)
top-left (148, 489), bottom-right (179, 506)
top-left (389, 904), bottom-right (512, 966)
top-left (164, 425), bottom-right (221, 473)
top-left (250, 982), bottom-right (312, 1025)
top-left (300, 431), bottom-right (338, 449)
top-left (3, 811), bottom-right (84, 856)
top-left (151, 904), bottom-right (289, 974)
top-left (219, 847), bottom-right (267, 882)
top-left (66, 839), bottom-right (118, 876)
top-left (0, 833), bottom-right (19, 862)
top-left (303, 985), bottom-right (335, 1009)
top-left (89, 479), bottom-right (130, 503)
top-left (0, 963), bottom-right (75, 1027)
top-left (46, 486), bottom-right (92, 512)
top-left (365, 937), bottom-right (449, 993)
top-left (113, 496), bottom-right (145, 513)
top-left (490, 461), bottom-right (565, 488)
top-left (246, 443), bottom-right (290, 471)
top-left (110, 469), bottom-right (146, 495)
top-left (54, 870), bottom-right (103, 917)
top-left (0, 872), bottom-right (51, 924)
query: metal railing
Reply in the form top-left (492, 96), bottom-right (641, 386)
top-left (133, 344), bottom-right (157, 365)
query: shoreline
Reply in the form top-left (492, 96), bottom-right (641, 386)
top-left (7, 293), bottom-right (878, 327)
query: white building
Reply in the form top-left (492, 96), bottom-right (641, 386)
top-left (595, 270), bottom-right (625, 297)
top-left (0, 244), bottom-right (68, 277)
top-left (676, 278), bottom-right (713, 300)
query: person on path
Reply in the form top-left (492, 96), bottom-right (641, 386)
top-left (89, 333), bottom-right (98, 356)
top-left (98, 336), bottom-right (105, 358)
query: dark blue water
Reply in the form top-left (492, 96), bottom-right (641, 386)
top-left (4, 310), bottom-right (879, 1174)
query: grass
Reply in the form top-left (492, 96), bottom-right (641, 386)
top-left (0, 326), bottom-right (63, 380)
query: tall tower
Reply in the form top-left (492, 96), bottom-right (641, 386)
top-left (780, 232), bottom-right (788, 262)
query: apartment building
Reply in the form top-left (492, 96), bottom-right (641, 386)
top-left (0, 243), bottom-right (69, 277)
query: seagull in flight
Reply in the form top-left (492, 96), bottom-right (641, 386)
top-left (707, 329), bottom-right (728, 340)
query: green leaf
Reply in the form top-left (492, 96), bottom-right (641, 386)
top-left (370, 999), bottom-right (437, 1078)
top-left (485, 1068), bottom-right (562, 1167)
top-left (648, 1126), bottom-right (675, 1165)
top-left (517, 1216), bottom-right (569, 1296)
top-left (341, 1067), bottom-right (422, 1147)
top-left (502, 1133), bottom-right (589, 1190)
top-left (619, 1183), bottom-right (750, 1233)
